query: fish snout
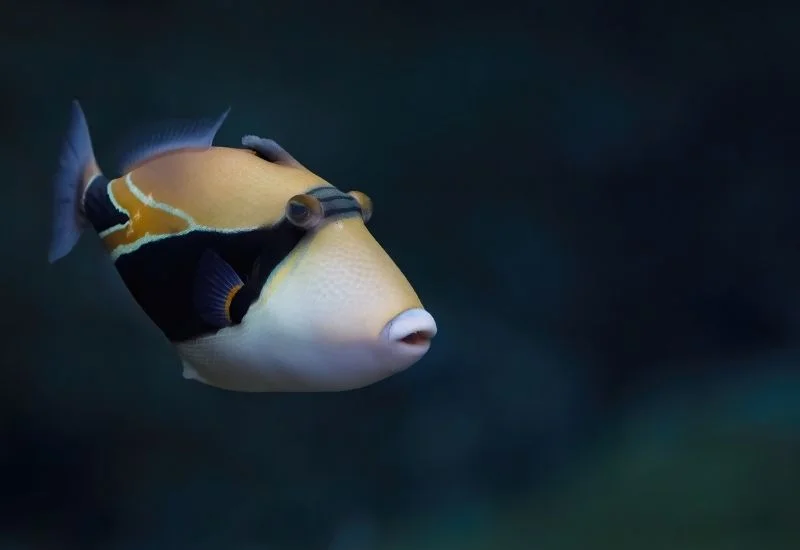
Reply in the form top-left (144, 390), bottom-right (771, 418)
top-left (380, 308), bottom-right (437, 352)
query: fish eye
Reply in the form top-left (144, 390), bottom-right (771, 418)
top-left (348, 191), bottom-right (373, 223)
top-left (285, 194), bottom-right (323, 229)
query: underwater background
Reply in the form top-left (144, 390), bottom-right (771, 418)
top-left (2, 1), bottom-right (799, 549)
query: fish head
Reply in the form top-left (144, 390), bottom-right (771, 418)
top-left (248, 187), bottom-right (437, 389)
top-left (181, 184), bottom-right (437, 392)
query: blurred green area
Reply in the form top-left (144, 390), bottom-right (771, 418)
top-left (378, 366), bottom-right (800, 550)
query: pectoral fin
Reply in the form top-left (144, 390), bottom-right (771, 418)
top-left (193, 249), bottom-right (244, 328)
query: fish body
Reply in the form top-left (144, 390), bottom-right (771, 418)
top-left (48, 102), bottom-right (437, 392)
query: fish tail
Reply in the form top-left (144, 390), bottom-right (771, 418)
top-left (48, 100), bottom-right (102, 263)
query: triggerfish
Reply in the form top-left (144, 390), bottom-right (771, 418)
top-left (48, 101), bottom-right (437, 392)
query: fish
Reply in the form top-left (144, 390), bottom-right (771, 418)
top-left (47, 100), bottom-right (437, 392)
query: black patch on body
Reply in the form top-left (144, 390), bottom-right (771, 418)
top-left (83, 175), bottom-right (128, 232)
top-left (111, 221), bottom-right (305, 342)
top-left (82, 172), bottom-right (306, 342)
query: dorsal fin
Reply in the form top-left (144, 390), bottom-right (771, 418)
top-left (115, 108), bottom-right (230, 175)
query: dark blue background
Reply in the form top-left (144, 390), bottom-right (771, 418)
top-left (2, 1), bottom-right (799, 548)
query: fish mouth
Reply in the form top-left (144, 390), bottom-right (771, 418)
top-left (399, 330), bottom-right (435, 346)
top-left (381, 308), bottom-right (438, 349)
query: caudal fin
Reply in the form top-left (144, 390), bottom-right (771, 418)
top-left (48, 100), bottom-right (100, 263)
